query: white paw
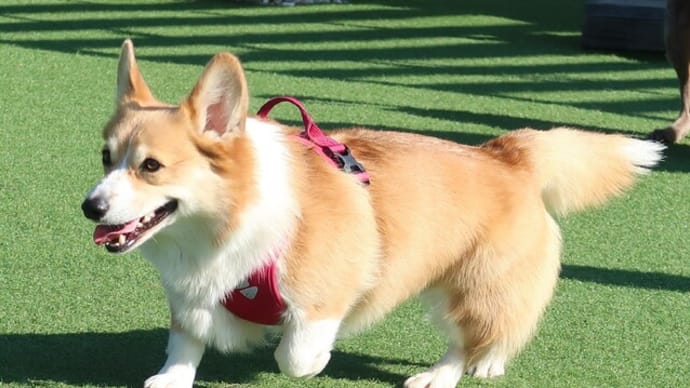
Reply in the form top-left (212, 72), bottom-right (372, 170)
top-left (404, 370), bottom-right (459, 388)
top-left (404, 349), bottom-right (464, 388)
top-left (307, 351), bottom-right (331, 378)
top-left (467, 359), bottom-right (505, 378)
top-left (144, 371), bottom-right (194, 388)
top-left (275, 349), bottom-right (331, 378)
top-left (404, 371), bottom-right (435, 388)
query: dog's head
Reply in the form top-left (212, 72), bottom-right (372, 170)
top-left (81, 40), bottom-right (254, 253)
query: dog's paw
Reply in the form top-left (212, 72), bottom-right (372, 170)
top-left (404, 369), bottom-right (461, 388)
top-left (466, 359), bottom-right (505, 378)
top-left (275, 349), bottom-right (331, 378)
top-left (404, 371), bottom-right (435, 388)
top-left (144, 371), bottom-right (194, 388)
top-left (404, 349), bottom-right (464, 388)
top-left (305, 350), bottom-right (331, 378)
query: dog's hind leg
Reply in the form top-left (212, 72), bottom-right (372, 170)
top-left (463, 224), bottom-right (561, 381)
top-left (465, 344), bottom-right (507, 378)
top-left (404, 346), bottom-right (465, 388)
top-left (408, 213), bottom-right (562, 386)
top-left (402, 288), bottom-right (467, 388)
top-left (406, 285), bottom-right (528, 387)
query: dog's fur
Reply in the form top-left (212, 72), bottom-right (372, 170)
top-left (82, 40), bottom-right (664, 388)
top-left (650, 0), bottom-right (690, 144)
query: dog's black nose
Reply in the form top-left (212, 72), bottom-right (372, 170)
top-left (81, 197), bottom-right (108, 221)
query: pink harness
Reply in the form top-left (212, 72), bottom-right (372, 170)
top-left (221, 96), bottom-right (370, 325)
top-left (221, 253), bottom-right (285, 326)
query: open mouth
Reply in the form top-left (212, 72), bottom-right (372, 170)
top-left (93, 200), bottom-right (178, 253)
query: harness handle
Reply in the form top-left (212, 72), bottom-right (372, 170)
top-left (257, 96), bottom-right (370, 185)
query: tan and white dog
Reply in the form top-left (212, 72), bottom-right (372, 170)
top-left (82, 39), bottom-right (664, 388)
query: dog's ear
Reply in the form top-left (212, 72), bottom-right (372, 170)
top-left (116, 39), bottom-right (155, 104)
top-left (182, 53), bottom-right (248, 137)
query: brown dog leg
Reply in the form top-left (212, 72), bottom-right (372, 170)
top-left (651, 0), bottom-right (690, 144)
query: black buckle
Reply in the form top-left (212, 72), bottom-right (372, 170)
top-left (324, 146), bottom-right (366, 175)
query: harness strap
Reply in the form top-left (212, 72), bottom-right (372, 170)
top-left (257, 96), bottom-right (370, 185)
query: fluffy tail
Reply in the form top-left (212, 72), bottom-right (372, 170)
top-left (482, 127), bottom-right (665, 216)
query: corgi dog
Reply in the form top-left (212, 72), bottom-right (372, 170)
top-left (81, 39), bottom-right (664, 388)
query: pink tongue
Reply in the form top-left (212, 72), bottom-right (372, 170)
top-left (93, 219), bottom-right (139, 245)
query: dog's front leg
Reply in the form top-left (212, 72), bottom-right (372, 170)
top-left (274, 318), bottom-right (341, 378)
top-left (145, 321), bottom-right (205, 388)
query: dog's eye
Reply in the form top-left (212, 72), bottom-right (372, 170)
top-left (101, 148), bottom-right (111, 166)
top-left (141, 158), bottom-right (162, 173)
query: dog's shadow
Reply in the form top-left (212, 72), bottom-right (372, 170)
top-left (0, 329), bottom-right (419, 386)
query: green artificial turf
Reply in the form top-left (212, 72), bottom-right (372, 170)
top-left (1, 0), bottom-right (688, 387)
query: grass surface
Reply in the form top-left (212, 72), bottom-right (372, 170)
top-left (1, 0), bottom-right (689, 387)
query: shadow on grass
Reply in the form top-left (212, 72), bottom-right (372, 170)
top-left (282, 94), bottom-right (632, 136)
top-left (0, 330), bottom-right (166, 386)
top-left (0, 330), bottom-right (415, 386)
top-left (561, 264), bottom-right (690, 293)
top-left (3, 0), bottom-right (687, 165)
top-left (0, 0), bottom-right (674, 131)
top-left (655, 142), bottom-right (690, 173)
